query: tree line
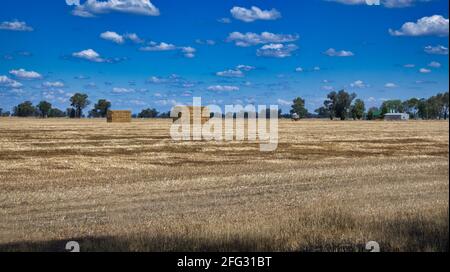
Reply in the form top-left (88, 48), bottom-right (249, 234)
top-left (1, 92), bottom-right (165, 119)
top-left (290, 90), bottom-right (449, 120)
top-left (1, 90), bottom-right (448, 120)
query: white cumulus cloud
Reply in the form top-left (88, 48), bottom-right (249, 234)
top-left (256, 43), bottom-right (298, 58)
top-left (324, 48), bottom-right (354, 57)
top-left (424, 45), bottom-right (448, 55)
top-left (9, 68), bottom-right (42, 79)
top-left (389, 15), bottom-right (449, 37)
top-left (230, 6), bottom-right (281, 22)
top-left (68, 0), bottom-right (160, 18)
top-left (227, 31), bottom-right (299, 47)
top-left (72, 49), bottom-right (105, 62)
top-left (207, 85), bottom-right (240, 91)
top-left (428, 61), bottom-right (441, 68)
top-left (0, 75), bottom-right (23, 88)
top-left (100, 31), bottom-right (125, 44)
top-left (0, 20), bottom-right (33, 31)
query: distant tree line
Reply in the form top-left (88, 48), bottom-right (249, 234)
top-left (2, 92), bottom-right (169, 119)
top-left (2, 91), bottom-right (448, 120)
top-left (289, 90), bottom-right (449, 120)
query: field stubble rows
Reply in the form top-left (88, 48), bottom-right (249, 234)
top-left (0, 118), bottom-right (448, 251)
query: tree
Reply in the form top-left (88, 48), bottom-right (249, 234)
top-left (351, 99), bottom-right (365, 120)
top-left (90, 99), bottom-right (111, 118)
top-left (381, 100), bottom-right (403, 116)
top-left (138, 108), bottom-right (159, 118)
top-left (442, 92), bottom-right (449, 120)
top-left (403, 98), bottom-right (420, 119)
top-left (13, 101), bottom-right (37, 117)
top-left (323, 90), bottom-right (357, 120)
top-left (48, 108), bottom-right (66, 118)
top-left (314, 106), bottom-right (330, 119)
top-left (367, 107), bottom-right (380, 120)
top-left (1, 111), bottom-right (11, 117)
top-left (290, 97), bottom-right (308, 119)
top-left (37, 101), bottom-right (52, 118)
top-left (66, 108), bottom-right (76, 118)
top-left (70, 93), bottom-right (89, 118)
top-left (0, 108), bottom-right (2, 116)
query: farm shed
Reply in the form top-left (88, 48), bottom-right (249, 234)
top-left (384, 113), bottom-right (409, 121)
top-left (172, 106), bottom-right (210, 124)
top-left (107, 110), bottom-right (132, 123)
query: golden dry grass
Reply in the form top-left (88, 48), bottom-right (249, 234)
top-left (0, 118), bottom-right (448, 252)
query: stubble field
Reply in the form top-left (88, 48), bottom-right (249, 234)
top-left (0, 118), bottom-right (448, 252)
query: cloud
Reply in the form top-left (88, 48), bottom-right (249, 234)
top-left (295, 67), bottom-right (304, 72)
top-left (112, 87), bottom-right (135, 93)
top-left (403, 64), bottom-right (416, 68)
top-left (227, 31), bottom-right (299, 47)
top-left (419, 68), bottom-right (431, 73)
top-left (146, 74), bottom-right (197, 88)
top-left (43, 81), bottom-right (65, 88)
top-left (67, 0), bottom-right (160, 17)
top-left (384, 82), bottom-right (398, 88)
top-left (277, 99), bottom-right (292, 106)
top-left (256, 43), bottom-right (298, 58)
top-left (207, 85), bottom-right (240, 91)
top-left (424, 45), bottom-right (448, 55)
top-left (350, 80), bottom-right (368, 88)
top-left (140, 42), bottom-right (177, 51)
top-left (140, 42), bottom-right (196, 58)
top-left (195, 39), bottom-right (216, 45)
top-left (216, 69), bottom-right (244, 78)
top-left (0, 75), bottom-right (23, 88)
top-left (100, 31), bottom-right (124, 44)
top-left (428, 61), bottom-right (441, 68)
top-left (328, 0), bottom-right (431, 8)
top-left (65, 0), bottom-right (80, 5)
top-left (72, 49), bottom-right (106, 62)
top-left (216, 65), bottom-right (255, 77)
top-left (218, 18), bottom-right (232, 24)
top-left (124, 33), bottom-right (144, 43)
top-left (389, 15), bottom-right (449, 37)
top-left (324, 48), bottom-right (354, 57)
top-left (181, 47), bottom-right (196, 58)
top-left (9, 69), bottom-right (42, 79)
top-left (0, 20), bottom-right (33, 31)
top-left (230, 6), bottom-right (281, 22)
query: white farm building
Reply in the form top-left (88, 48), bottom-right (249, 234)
top-left (384, 112), bottom-right (410, 121)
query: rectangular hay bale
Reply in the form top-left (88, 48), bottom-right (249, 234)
top-left (107, 110), bottom-right (132, 123)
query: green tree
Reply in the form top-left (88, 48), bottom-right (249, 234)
top-left (381, 100), bottom-right (403, 116)
top-left (66, 108), bottom-right (76, 118)
top-left (138, 108), bottom-right (159, 118)
top-left (48, 108), bottom-right (66, 118)
top-left (37, 101), bottom-right (52, 118)
top-left (290, 97), bottom-right (308, 119)
top-left (90, 99), bottom-right (111, 118)
top-left (367, 107), bottom-right (380, 120)
top-left (13, 101), bottom-right (37, 117)
top-left (403, 98), bottom-right (420, 119)
top-left (314, 106), bottom-right (330, 118)
top-left (323, 90), bottom-right (357, 120)
top-left (70, 93), bottom-right (90, 118)
top-left (351, 99), bottom-right (365, 120)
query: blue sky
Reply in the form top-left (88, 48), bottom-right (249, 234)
top-left (0, 0), bottom-right (448, 114)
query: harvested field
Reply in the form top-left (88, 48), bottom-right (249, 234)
top-left (0, 118), bottom-right (448, 252)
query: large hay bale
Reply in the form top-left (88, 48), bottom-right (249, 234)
top-left (107, 110), bottom-right (132, 123)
